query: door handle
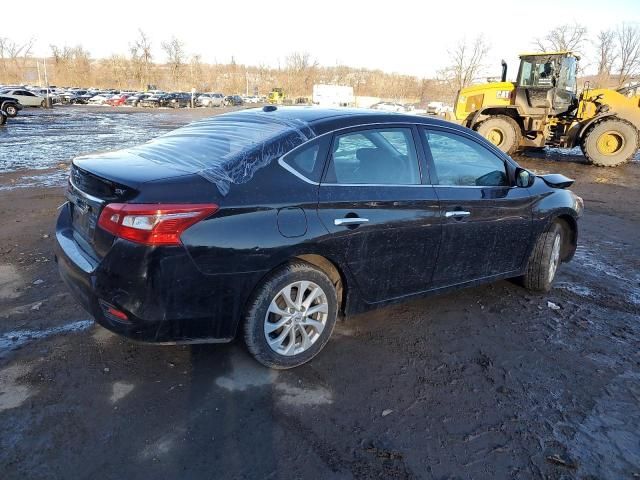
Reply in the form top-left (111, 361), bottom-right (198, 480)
top-left (334, 217), bottom-right (369, 226)
top-left (445, 211), bottom-right (471, 218)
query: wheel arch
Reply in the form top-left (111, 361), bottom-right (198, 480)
top-left (468, 106), bottom-right (525, 132)
top-left (293, 254), bottom-right (346, 312)
top-left (238, 253), bottom-right (350, 339)
top-left (577, 112), bottom-right (617, 140)
top-left (552, 214), bottom-right (578, 262)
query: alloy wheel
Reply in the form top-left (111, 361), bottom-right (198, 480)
top-left (264, 281), bottom-right (328, 356)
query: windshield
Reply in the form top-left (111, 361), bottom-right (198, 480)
top-left (557, 55), bottom-right (577, 92)
top-left (518, 57), bottom-right (558, 87)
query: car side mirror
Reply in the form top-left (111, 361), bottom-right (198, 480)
top-left (516, 168), bottom-right (535, 188)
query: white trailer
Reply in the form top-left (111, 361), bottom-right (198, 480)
top-left (312, 84), bottom-right (355, 107)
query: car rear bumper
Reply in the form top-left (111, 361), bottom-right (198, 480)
top-left (54, 202), bottom-right (264, 343)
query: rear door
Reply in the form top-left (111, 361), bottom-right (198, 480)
top-left (419, 127), bottom-right (532, 286)
top-left (317, 125), bottom-right (441, 303)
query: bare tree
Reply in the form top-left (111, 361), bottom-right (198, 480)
top-left (50, 44), bottom-right (91, 86)
top-left (161, 37), bottom-right (185, 89)
top-left (189, 54), bottom-right (203, 89)
top-left (593, 29), bottom-right (617, 87)
top-left (616, 23), bottom-right (640, 87)
top-left (130, 30), bottom-right (153, 89)
top-left (285, 51), bottom-right (319, 94)
top-left (535, 23), bottom-right (588, 54)
top-left (0, 37), bottom-right (34, 83)
top-left (105, 54), bottom-right (131, 89)
top-left (442, 36), bottom-right (489, 93)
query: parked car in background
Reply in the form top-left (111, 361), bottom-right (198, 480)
top-left (166, 92), bottom-right (191, 108)
top-left (370, 102), bottom-right (407, 112)
top-left (106, 94), bottom-right (130, 107)
top-left (73, 92), bottom-right (97, 104)
top-left (125, 93), bottom-right (151, 107)
top-left (33, 88), bottom-right (63, 104)
top-left (62, 90), bottom-right (89, 104)
top-left (197, 93), bottom-right (224, 107)
top-left (224, 94), bottom-right (244, 106)
top-left (0, 88), bottom-right (45, 107)
top-left (139, 94), bottom-right (162, 108)
top-left (56, 107), bottom-right (582, 369)
top-left (88, 93), bottom-right (113, 105)
top-left (426, 101), bottom-right (453, 116)
top-left (0, 95), bottom-right (23, 117)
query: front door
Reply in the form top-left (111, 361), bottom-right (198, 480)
top-left (317, 126), bottom-right (442, 303)
top-left (420, 127), bottom-right (533, 287)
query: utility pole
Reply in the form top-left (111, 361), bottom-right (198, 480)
top-left (43, 59), bottom-right (51, 108)
top-left (36, 60), bottom-right (42, 86)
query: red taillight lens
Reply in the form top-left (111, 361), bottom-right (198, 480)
top-left (98, 203), bottom-right (218, 246)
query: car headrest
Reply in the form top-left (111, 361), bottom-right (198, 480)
top-left (356, 148), bottom-right (383, 164)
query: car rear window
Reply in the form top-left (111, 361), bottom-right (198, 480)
top-left (112, 112), bottom-right (315, 195)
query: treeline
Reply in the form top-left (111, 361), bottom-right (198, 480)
top-left (1, 23), bottom-right (638, 103)
top-left (0, 32), bottom-right (448, 103)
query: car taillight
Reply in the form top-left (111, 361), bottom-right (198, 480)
top-left (98, 203), bottom-right (218, 246)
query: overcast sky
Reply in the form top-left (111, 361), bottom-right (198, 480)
top-left (7, 0), bottom-right (639, 79)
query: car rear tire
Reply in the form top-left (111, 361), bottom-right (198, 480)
top-left (40, 100), bottom-right (46, 108)
top-left (581, 118), bottom-right (639, 167)
top-left (476, 115), bottom-right (521, 155)
top-left (244, 262), bottom-right (338, 369)
top-left (0, 113), bottom-right (6, 126)
top-left (522, 222), bottom-right (563, 292)
top-left (4, 105), bottom-right (18, 117)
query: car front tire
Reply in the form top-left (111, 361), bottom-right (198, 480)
top-left (244, 262), bottom-right (338, 369)
top-left (522, 222), bottom-right (564, 292)
top-left (5, 105), bottom-right (18, 117)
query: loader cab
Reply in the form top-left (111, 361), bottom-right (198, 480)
top-left (515, 52), bottom-right (578, 115)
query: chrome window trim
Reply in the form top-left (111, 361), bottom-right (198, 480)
top-left (68, 176), bottom-right (104, 204)
top-left (278, 157), bottom-right (319, 185)
top-left (278, 121), bottom-right (422, 185)
top-left (277, 119), bottom-right (515, 187)
top-left (321, 183), bottom-right (431, 187)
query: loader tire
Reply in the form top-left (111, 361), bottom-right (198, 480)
top-left (476, 115), bottom-right (521, 155)
top-left (581, 118), bottom-right (639, 167)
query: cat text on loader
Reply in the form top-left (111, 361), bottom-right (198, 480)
top-left (447, 51), bottom-right (640, 167)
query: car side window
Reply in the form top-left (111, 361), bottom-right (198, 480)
top-left (423, 129), bottom-right (508, 187)
top-left (326, 128), bottom-right (420, 185)
top-left (281, 135), bottom-right (331, 182)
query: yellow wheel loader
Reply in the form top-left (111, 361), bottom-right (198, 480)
top-left (268, 88), bottom-right (286, 105)
top-left (448, 52), bottom-right (640, 167)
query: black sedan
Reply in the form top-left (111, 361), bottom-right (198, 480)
top-left (138, 94), bottom-right (165, 108)
top-left (165, 92), bottom-right (191, 108)
top-left (55, 107), bottom-right (583, 368)
top-left (224, 94), bottom-right (244, 106)
top-left (125, 93), bottom-right (151, 107)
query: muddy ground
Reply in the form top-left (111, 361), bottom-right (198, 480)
top-left (0, 107), bottom-right (639, 479)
